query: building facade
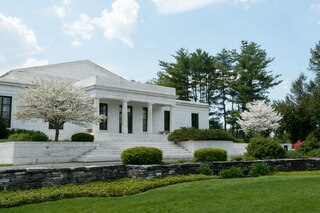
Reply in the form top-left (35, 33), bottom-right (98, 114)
top-left (0, 60), bottom-right (209, 140)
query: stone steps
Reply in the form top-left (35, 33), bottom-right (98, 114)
top-left (74, 134), bottom-right (193, 162)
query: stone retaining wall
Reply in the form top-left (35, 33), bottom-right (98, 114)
top-left (1, 159), bottom-right (319, 190)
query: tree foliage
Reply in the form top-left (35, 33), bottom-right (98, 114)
top-left (237, 100), bottom-right (282, 136)
top-left (151, 41), bottom-right (281, 136)
top-left (16, 78), bottom-right (103, 141)
top-left (275, 41), bottom-right (320, 142)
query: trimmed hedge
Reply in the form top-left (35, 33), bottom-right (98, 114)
top-left (7, 129), bottom-right (49, 141)
top-left (0, 175), bottom-right (212, 208)
top-left (168, 127), bottom-right (235, 142)
top-left (194, 148), bottom-right (227, 162)
top-left (121, 147), bottom-right (163, 165)
top-left (246, 137), bottom-right (285, 159)
top-left (71, 133), bottom-right (94, 142)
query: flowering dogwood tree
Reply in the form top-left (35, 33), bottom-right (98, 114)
top-left (237, 100), bottom-right (282, 136)
top-left (16, 78), bottom-right (103, 141)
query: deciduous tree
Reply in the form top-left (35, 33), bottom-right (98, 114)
top-left (16, 78), bottom-right (103, 141)
top-left (237, 100), bottom-right (282, 136)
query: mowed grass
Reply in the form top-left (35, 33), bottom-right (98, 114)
top-left (2, 172), bottom-right (320, 213)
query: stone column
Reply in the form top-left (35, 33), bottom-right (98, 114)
top-left (92, 98), bottom-right (100, 133)
top-left (147, 102), bottom-right (153, 134)
top-left (170, 105), bottom-right (175, 132)
top-left (122, 100), bottom-right (128, 134)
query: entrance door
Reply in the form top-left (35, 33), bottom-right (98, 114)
top-left (164, 111), bottom-right (170, 132)
top-left (119, 105), bottom-right (133, 133)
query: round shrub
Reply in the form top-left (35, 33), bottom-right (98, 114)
top-left (8, 133), bottom-right (31, 141)
top-left (121, 147), bottom-right (163, 165)
top-left (246, 137), bottom-right (285, 159)
top-left (298, 134), bottom-right (320, 155)
top-left (219, 167), bottom-right (244, 179)
top-left (71, 133), bottom-right (94, 142)
top-left (285, 150), bottom-right (305, 159)
top-left (30, 132), bottom-right (49, 141)
top-left (197, 165), bottom-right (212, 176)
top-left (249, 163), bottom-right (269, 177)
top-left (308, 149), bottom-right (320, 158)
top-left (194, 148), bottom-right (227, 162)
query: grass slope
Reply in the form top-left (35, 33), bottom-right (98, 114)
top-left (2, 173), bottom-right (320, 213)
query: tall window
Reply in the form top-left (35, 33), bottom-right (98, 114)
top-left (164, 111), bottom-right (170, 132)
top-left (0, 96), bottom-right (11, 127)
top-left (191, 113), bottom-right (199, 129)
top-left (143, 107), bottom-right (147, 132)
top-left (99, 103), bottom-right (108, 130)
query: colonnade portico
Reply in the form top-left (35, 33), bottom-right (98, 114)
top-left (92, 97), bottom-right (175, 135)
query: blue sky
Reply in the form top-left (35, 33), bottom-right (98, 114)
top-left (0, 0), bottom-right (320, 101)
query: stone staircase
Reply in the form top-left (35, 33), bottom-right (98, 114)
top-left (74, 133), bottom-right (193, 162)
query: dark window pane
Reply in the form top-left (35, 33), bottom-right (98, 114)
top-left (0, 96), bottom-right (11, 127)
top-left (143, 107), bottom-right (147, 132)
top-left (99, 103), bottom-right (108, 130)
top-left (164, 111), bottom-right (170, 132)
top-left (191, 113), bottom-right (199, 129)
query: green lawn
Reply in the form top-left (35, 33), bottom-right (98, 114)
top-left (2, 172), bottom-right (320, 213)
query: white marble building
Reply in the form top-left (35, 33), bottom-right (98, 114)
top-left (0, 60), bottom-right (209, 140)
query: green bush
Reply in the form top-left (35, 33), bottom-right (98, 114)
top-left (71, 133), bottom-right (94, 142)
top-left (168, 127), bottom-right (235, 142)
top-left (197, 165), bottom-right (212, 176)
top-left (194, 148), bottom-right (227, 162)
top-left (298, 134), bottom-right (320, 155)
top-left (308, 149), bottom-right (320, 158)
top-left (249, 163), bottom-right (269, 177)
top-left (285, 150), bottom-right (306, 159)
top-left (246, 137), bottom-right (286, 159)
top-left (219, 167), bottom-right (244, 179)
top-left (31, 132), bottom-right (49, 141)
top-left (121, 147), bottom-right (163, 165)
top-left (8, 133), bottom-right (31, 141)
top-left (0, 118), bottom-right (9, 139)
top-left (7, 129), bottom-right (49, 142)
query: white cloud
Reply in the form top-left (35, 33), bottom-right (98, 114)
top-left (63, 0), bottom-right (72, 6)
top-left (233, 0), bottom-right (264, 8)
top-left (53, 6), bottom-right (66, 19)
top-left (64, 0), bottom-right (139, 48)
top-left (71, 39), bottom-right (82, 47)
top-left (153, 0), bottom-right (264, 14)
top-left (153, 0), bottom-right (223, 14)
top-left (49, 0), bottom-right (72, 19)
top-left (92, 0), bottom-right (139, 48)
top-left (0, 13), bottom-right (41, 52)
top-left (63, 13), bottom-right (94, 41)
top-left (0, 13), bottom-right (42, 66)
top-left (22, 58), bottom-right (49, 68)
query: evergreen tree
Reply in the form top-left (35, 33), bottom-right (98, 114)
top-left (233, 41), bottom-right (282, 111)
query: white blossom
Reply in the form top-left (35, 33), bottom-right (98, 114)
top-left (15, 78), bottom-right (104, 141)
top-left (237, 100), bottom-right (282, 133)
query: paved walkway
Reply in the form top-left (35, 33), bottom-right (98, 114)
top-left (0, 161), bottom-right (122, 171)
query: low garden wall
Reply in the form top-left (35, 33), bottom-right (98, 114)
top-left (0, 142), bottom-right (96, 164)
top-left (1, 159), bottom-right (319, 190)
top-left (178, 141), bottom-right (293, 156)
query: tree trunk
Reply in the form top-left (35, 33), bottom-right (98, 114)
top-left (55, 128), bottom-right (60, 142)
